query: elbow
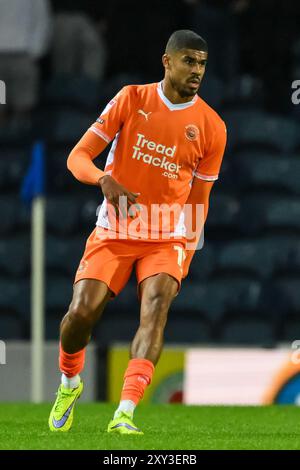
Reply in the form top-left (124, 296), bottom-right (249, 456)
top-left (67, 150), bottom-right (80, 180)
top-left (67, 151), bottom-right (75, 174)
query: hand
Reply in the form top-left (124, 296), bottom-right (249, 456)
top-left (98, 175), bottom-right (140, 218)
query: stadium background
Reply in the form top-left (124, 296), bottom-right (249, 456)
top-left (1, 0), bottom-right (300, 406)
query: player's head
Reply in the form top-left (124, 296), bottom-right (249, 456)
top-left (162, 30), bottom-right (208, 98)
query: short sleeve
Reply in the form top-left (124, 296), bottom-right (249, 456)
top-left (194, 120), bottom-right (227, 182)
top-left (88, 86), bottom-right (132, 144)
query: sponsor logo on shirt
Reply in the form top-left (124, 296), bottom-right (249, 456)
top-left (131, 133), bottom-right (181, 179)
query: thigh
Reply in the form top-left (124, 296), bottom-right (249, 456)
top-left (75, 227), bottom-right (137, 296)
top-left (136, 241), bottom-right (186, 297)
top-left (70, 278), bottom-right (112, 315)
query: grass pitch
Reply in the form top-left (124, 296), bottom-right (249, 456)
top-left (0, 403), bottom-right (299, 450)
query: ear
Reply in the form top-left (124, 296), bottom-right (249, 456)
top-left (162, 53), bottom-right (171, 70)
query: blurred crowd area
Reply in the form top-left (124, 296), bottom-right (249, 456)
top-left (1, 0), bottom-right (300, 345)
top-left (1, 0), bottom-right (300, 128)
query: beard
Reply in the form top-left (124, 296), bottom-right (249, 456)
top-left (169, 76), bottom-right (198, 98)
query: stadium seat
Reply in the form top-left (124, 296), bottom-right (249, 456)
top-left (263, 198), bottom-right (300, 231)
top-left (171, 282), bottom-right (208, 316)
top-left (46, 196), bottom-right (79, 235)
top-left (95, 314), bottom-right (139, 345)
top-left (174, 279), bottom-right (261, 326)
top-left (216, 237), bottom-right (293, 280)
top-left (164, 317), bottom-right (212, 344)
top-left (187, 243), bottom-right (216, 280)
top-left (79, 197), bottom-right (103, 229)
top-left (255, 281), bottom-right (287, 324)
top-left (43, 75), bottom-right (100, 109)
top-left (46, 276), bottom-right (73, 315)
top-left (0, 279), bottom-right (30, 321)
top-left (281, 319), bottom-right (300, 342)
top-left (50, 107), bottom-right (95, 144)
top-left (286, 239), bottom-right (300, 275)
top-left (46, 146), bottom-right (77, 193)
top-left (0, 235), bottom-right (30, 277)
top-left (0, 197), bottom-right (19, 235)
top-left (0, 146), bottom-right (28, 191)
top-left (272, 277), bottom-right (300, 316)
top-left (239, 195), bottom-right (300, 235)
top-left (45, 316), bottom-right (61, 340)
top-left (223, 110), bottom-right (298, 153)
top-left (236, 153), bottom-right (300, 195)
top-left (109, 280), bottom-right (139, 313)
top-left (219, 318), bottom-right (275, 345)
top-left (0, 314), bottom-right (23, 339)
top-left (46, 235), bottom-right (84, 276)
top-left (199, 73), bottom-right (224, 109)
top-left (206, 193), bottom-right (240, 237)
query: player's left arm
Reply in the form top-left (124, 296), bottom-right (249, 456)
top-left (182, 179), bottom-right (214, 278)
top-left (182, 119), bottom-right (227, 278)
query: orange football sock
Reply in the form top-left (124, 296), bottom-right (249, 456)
top-left (121, 358), bottom-right (155, 405)
top-left (59, 343), bottom-right (86, 378)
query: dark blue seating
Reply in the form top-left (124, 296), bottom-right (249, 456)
top-left (219, 318), bottom-right (275, 345)
top-left (46, 196), bottom-right (79, 235)
top-left (174, 278), bottom-right (261, 326)
top-left (44, 75), bottom-right (100, 109)
top-left (0, 314), bottom-right (23, 339)
top-left (187, 243), bottom-right (216, 280)
top-left (47, 236), bottom-right (84, 276)
top-left (46, 275), bottom-right (73, 314)
top-left (216, 237), bottom-right (295, 279)
top-left (0, 197), bottom-right (19, 235)
top-left (223, 110), bottom-right (298, 153)
top-left (239, 195), bottom-right (300, 235)
top-left (0, 278), bottom-right (30, 320)
top-left (206, 193), bottom-right (240, 234)
top-left (236, 153), bottom-right (300, 195)
top-left (0, 236), bottom-right (30, 277)
top-left (0, 146), bottom-right (28, 191)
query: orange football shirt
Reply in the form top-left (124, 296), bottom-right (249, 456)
top-left (89, 82), bottom-right (226, 239)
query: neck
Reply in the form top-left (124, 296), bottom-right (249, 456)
top-left (161, 78), bottom-right (195, 104)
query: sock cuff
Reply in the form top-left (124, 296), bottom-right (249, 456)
top-left (124, 358), bottom-right (155, 384)
top-left (59, 342), bottom-right (86, 378)
top-left (59, 342), bottom-right (85, 360)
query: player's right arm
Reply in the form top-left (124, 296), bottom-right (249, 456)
top-left (67, 87), bottom-right (140, 214)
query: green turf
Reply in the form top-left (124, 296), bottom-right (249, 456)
top-left (0, 403), bottom-right (299, 450)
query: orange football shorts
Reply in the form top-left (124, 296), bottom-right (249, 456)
top-left (74, 227), bottom-right (186, 296)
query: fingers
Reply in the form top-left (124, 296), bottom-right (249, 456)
top-left (126, 191), bottom-right (140, 204)
top-left (106, 189), bottom-right (140, 220)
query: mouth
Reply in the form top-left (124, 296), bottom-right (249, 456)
top-left (187, 78), bottom-right (201, 89)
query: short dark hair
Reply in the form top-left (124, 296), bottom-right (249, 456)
top-left (165, 30), bottom-right (208, 54)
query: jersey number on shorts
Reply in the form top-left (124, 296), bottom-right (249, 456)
top-left (174, 245), bottom-right (186, 271)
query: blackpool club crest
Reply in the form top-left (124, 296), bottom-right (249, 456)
top-left (185, 124), bottom-right (199, 141)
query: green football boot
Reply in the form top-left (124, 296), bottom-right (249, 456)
top-left (107, 411), bottom-right (144, 435)
top-left (48, 381), bottom-right (83, 432)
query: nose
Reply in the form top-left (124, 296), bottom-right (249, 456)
top-left (195, 63), bottom-right (204, 74)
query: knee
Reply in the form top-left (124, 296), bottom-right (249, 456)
top-left (65, 301), bottom-right (97, 330)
